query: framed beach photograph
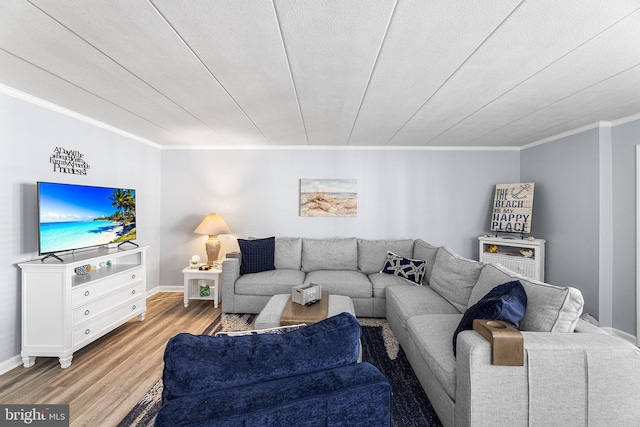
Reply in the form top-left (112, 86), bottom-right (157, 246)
top-left (299, 179), bottom-right (357, 217)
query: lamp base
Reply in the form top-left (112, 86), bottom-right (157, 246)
top-left (205, 236), bottom-right (221, 266)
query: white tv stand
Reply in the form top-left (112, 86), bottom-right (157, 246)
top-left (18, 246), bottom-right (148, 368)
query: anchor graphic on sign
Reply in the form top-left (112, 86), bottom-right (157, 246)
top-left (510, 183), bottom-right (531, 200)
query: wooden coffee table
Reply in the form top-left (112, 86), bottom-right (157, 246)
top-left (255, 292), bottom-right (355, 330)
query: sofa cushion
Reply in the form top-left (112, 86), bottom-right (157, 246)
top-left (238, 237), bottom-right (276, 275)
top-left (412, 239), bottom-right (439, 284)
top-left (357, 239), bottom-right (415, 274)
top-left (275, 237), bottom-right (302, 270)
top-left (369, 272), bottom-right (410, 298)
top-left (161, 312), bottom-right (362, 400)
top-left (156, 362), bottom-right (390, 426)
top-left (304, 270), bottom-right (372, 298)
top-left (380, 251), bottom-right (426, 285)
top-left (470, 263), bottom-right (584, 333)
top-left (429, 247), bottom-right (484, 313)
top-left (407, 314), bottom-right (462, 400)
top-left (385, 284), bottom-right (459, 329)
top-left (302, 238), bottom-right (358, 272)
top-left (452, 280), bottom-right (527, 355)
top-left (235, 269), bottom-right (306, 296)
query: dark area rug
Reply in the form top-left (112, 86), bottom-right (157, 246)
top-left (118, 314), bottom-right (441, 427)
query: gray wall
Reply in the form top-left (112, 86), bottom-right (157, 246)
top-left (0, 91), bottom-right (162, 368)
top-left (158, 148), bottom-right (520, 289)
top-left (521, 119), bottom-right (640, 336)
top-left (520, 129), bottom-right (601, 319)
top-left (612, 119), bottom-right (640, 335)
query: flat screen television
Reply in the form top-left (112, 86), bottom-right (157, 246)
top-left (38, 182), bottom-right (137, 257)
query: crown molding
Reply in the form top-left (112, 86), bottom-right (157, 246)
top-left (0, 84), bottom-right (161, 149)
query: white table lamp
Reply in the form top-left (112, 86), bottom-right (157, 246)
top-left (194, 213), bottom-right (231, 265)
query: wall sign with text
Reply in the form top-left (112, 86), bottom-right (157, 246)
top-left (50, 146), bottom-right (90, 175)
top-left (490, 182), bottom-right (534, 234)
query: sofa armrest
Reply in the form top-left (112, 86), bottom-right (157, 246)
top-left (455, 330), bottom-right (640, 427)
top-left (573, 317), bottom-right (608, 334)
top-left (221, 257), bottom-right (240, 313)
top-left (162, 312), bottom-right (361, 402)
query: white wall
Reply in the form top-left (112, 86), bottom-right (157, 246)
top-left (0, 90), bottom-right (161, 370)
top-left (159, 148), bottom-right (520, 288)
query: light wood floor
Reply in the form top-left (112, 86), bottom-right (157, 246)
top-left (0, 292), bottom-right (221, 426)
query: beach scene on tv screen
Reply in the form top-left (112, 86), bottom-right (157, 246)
top-left (39, 183), bottom-right (136, 254)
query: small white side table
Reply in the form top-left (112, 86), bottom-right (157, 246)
top-left (182, 266), bottom-right (222, 308)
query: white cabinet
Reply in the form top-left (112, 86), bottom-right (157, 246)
top-left (478, 236), bottom-right (545, 281)
top-left (19, 246), bottom-right (147, 368)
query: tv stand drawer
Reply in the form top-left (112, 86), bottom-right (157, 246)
top-left (72, 267), bottom-right (143, 307)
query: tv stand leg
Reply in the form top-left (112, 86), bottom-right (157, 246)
top-left (118, 241), bottom-right (139, 248)
top-left (22, 356), bottom-right (35, 368)
top-left (41, 253), bottom-right (63, 262)
top-left (59, 355), bottom-right (72, 369)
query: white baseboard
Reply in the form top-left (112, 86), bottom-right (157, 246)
top-left (146, 285), bottom-right (184, 296)
top-left (0, 355), bottom-right (24, 376)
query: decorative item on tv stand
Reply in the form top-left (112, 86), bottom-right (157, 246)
top-left (479, 182), bottom-right (545, 281)
top-left (194, 213), bottom-right (232, 265)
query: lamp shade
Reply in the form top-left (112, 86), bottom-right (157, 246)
top-left (194, 213), bottom-right (231, 236)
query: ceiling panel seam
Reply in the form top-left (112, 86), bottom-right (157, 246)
top-left (271, 0), bottom-right (310, 145)
top-left (425, 6), bottom-right (640, 146)
top-left (25, 0), bottom-right (226, 142)
top-left (477, 62), bottom-right (640, 146)
top-left (148, 0), bottom-right (270, 145)
top-left (383, 0), bottom-right (527, 145)
top-left (0, 47), bottom-right (176, 134)
top-left (345, 0), bottom-right (399, 146)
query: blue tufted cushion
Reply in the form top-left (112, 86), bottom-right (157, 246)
top-left (380, 251), bottom-right (426, 285)
top-left (238, 237), bottom-right (276, 274)
top-left (155, 362), bottom-right (391, 426)
top-left (162, 312), bottom-right (362, 402)
top-left (453, 280), bottom-right (527, 356)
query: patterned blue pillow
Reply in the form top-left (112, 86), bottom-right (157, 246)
top-left (238, 237), bottom-right (276, 275)
top-left (453, 280), bottom-right (527, 356)
top-left (380, 251), bottom-right (426, 285)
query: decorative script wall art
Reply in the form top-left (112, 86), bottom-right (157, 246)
top-left (50, 146), bottom-right (90, 175)
top-left (490, 182), bottom-right (534, 234)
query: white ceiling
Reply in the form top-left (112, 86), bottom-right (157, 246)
top-left (1, 0), bottom-right (640, 148)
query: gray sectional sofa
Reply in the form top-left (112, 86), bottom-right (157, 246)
top-left (222, 237), bottom-right (420, 317)
top-left (221, 237), bottom-right (640, 427)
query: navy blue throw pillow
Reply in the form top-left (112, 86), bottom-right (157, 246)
top-left (238, 237), bottom-right (276, 275)
top-left (380, 251), bottom-right (426, 285)
top-left (452, 280), bottom-right (527, 356)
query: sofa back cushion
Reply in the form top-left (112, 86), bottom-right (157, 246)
top-left (301, 238), bottom-right (358, 272)
top-left (357, 239), bottom-right (414, 274)
top-left (275, 237), bottom-right (302, 270)
top-left (470, 263), bottom-right (584, 333)
top-left (162, 312), bottom-right (361, 400)
top-left (429, 247), bottom-right (484, 313)
top-left (412, 239), bottom-right (439, 284)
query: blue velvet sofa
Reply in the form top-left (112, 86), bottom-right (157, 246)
top-left (155, 312), bottom-right (391, 426)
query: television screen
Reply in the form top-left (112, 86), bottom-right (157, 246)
top-left (38, 182), bottom-right (136, 255)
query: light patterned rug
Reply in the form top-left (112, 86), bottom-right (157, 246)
top-left (118, 314), bottom-right (441, 427)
